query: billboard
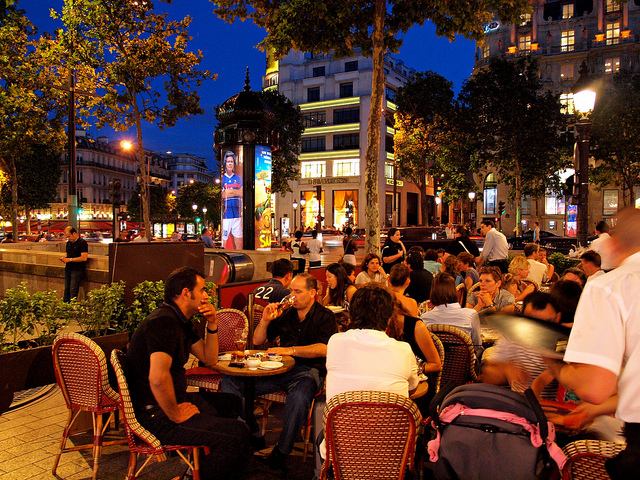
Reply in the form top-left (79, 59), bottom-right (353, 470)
top-left (221, 147), bottom-right (244, 250)
top-left (255, 145), bottom-right (272, 250)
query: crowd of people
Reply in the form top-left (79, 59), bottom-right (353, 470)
top-left (118, 209), bottom-right (639, 479)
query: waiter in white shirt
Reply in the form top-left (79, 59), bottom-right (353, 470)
top-left (476, 219), bottom-right (509, 273)
top-left (589, 220), bottom-right (614, 270)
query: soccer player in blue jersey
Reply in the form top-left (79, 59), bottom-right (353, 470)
top-left (221, 151), bottom-right (243, 249)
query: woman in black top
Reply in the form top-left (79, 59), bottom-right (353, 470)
top-left (342, 227), bottom-right (358, 266)
top-left (381, 227), bottom-right (406, 274)
top-left (448, 225), bottom-right (480, 257)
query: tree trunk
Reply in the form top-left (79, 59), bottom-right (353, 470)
top-left (25, 207), bottom-right (31, 236)
top-left (131, 92), bottom-right (151, 241)
top-left (514, 160), bottom-right (522, 236)
top-left (419, 181), bottom-right (428, 227)
top-left (364, 0), bottom-right (385, 255)
top-left (10, 160), bottom-right (19, 239)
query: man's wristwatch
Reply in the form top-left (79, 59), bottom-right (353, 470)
top-left (206, 326), bottom-right (218, 334)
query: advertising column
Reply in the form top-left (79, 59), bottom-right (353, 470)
top-left (254, 145), bottom-right (272, 250)
top-left (221, 148), bottom-right (244, 249)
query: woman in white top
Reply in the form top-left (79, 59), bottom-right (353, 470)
top-left (355, 253), bottom-right (388, 285)
top-left (306, 230), bottom-right (323, 268)
top-left (290, 230), bottom-right (307, 274)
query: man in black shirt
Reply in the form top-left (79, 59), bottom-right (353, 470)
top-left (382, 227), bottom-right (406, 274)
top-left (60, 226), bottom-right (89, 302)
top-left (404, 251), bottom-right (433, 304)
top-left (251, 258), bottom-right (293, 304)
top-left (222, 273), bottom-right (337, 471)
top-left (126, 267), bottom-right (250, 479)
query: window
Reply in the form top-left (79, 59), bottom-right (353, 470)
top-left (301, 136), bottom-right (326, 153)
top-left (560, 63), bottom-right (574, 80)
top-left (604, 57), bottom-right (620, 74)
top-left (561, 30), bottom-right (575, 52)
top-left (312, 66), bottom-right (325, 77)
top-left (518, 34), bottom-right (531, 52)
top-left (385, 163), bottom-right (394, 179)
top-left (385, 87), bottom-right (397, 102)
top-left (606, 21), bottom-right (620, 45)
top-left (301, 161), bottom-right (326, 178)
top-left (302, 111), bottom-right (327, 128)
top-left (333, 159), bottom-right (359, 177)
top-left (333, 133), bottom-right (359, 150)
top-left (605, 0), bottom-right (620, 13)
top-left (307, 87), bottom-right (320, 102)
top-left (385, 135), bottom-right (394, 153)
top-left (545, 194), bottom-right (566, 215)
top-left (333, 107), bottom-right (359, 125)
top-left (483, 173), bottom-right (497, 215)
top-left (521, 196), bottom-right (531, 216)
top-left (519, 12), bottom-right (532, 25)
top-left (560, 93), bottom-right (575, 115)
top-left (339, 82), bottom-right (353, 98)
top-left (345, 60), bottom-right (358, 72)
top-left (482, 43), bottom-right (490, 58)
top-left (562, 3), bottom-right (574, 18)
top-left (333, 190), bottom-right (358, 227)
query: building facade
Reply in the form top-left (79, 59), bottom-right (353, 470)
top-left (263, 50), bottom-right (426, 232)
top-left (167, 153), bottom-right (215, 193)
top-left (474, 0), bottom-right (640, 235)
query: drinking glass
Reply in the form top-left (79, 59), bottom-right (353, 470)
top-left (234, 327), bottom-right (247, 351)
top-left (277, 294), bottom-right (296, 314)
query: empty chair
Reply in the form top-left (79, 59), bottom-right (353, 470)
top-left (51, 332), bottom-right (126, 480)
top-left (320, 390), bottom-right (422, 480)
top-left (426, 324), bottom-right (477, 388)
top-left (216, 308), bottom-right (249, 352)
top-left (110, 349), bottom-right (208, 480)
top-left (562, 440), bottom-right (626, 480)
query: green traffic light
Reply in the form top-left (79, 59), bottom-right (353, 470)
top-left (195, 217), bottom-right (201, 223)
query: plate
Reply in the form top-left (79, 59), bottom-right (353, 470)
top-left (258, 361), bottom-right (284, 370)
top-left (218, 353), bottom-right (232, 361)
top-left (327, 306), bottom-right (344, 313)
top-left (266, 354), bottom-right (283, 361)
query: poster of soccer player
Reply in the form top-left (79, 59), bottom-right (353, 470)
top-left (221, 148), bottom-right (243, 249)
top-left (254, 146), bottom-right (272, 250)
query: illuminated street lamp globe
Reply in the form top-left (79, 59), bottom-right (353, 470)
top-left (468, 191), bottom-right (476, 201)
top-left (120, 140), bottom-right (133, 151)
top-left (573, 89), bottom-right (596, 118)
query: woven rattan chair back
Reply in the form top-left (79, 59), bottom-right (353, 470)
top-left (455, 283), bottom-right (467, 307)
top-left (562, 440), bottom-right (626, 480)
top-left (428, 333), bottom-right (445, 394)
top-left (52, 333), bottom-right (123, 479)
top-left (321, 391), bottom-right (422, 480)
top-left (110, 349), bottom-right (162, 450)
top-left (426, 324), bottom-right (477, 388)
top-left (216, 308), bottom-right (249, 352)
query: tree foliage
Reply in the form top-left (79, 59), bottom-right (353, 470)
top-left (0, 8), bottom-right (65, 234)
top-left (127, 184), bottom-right (172, 220)
top-left (54, 0), bottom-right (212, 240)
top-left (459, 56), bottom-right (571, 234)
top-left (175, 181), bottom-right (221, 228)
top-left (591, 73), bottom-right (640, 206)
top-left (212, 0), bottom-right (530, 253)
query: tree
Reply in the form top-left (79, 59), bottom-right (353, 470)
top-left (127, 184), bottom-right (172, 221)
top-left (459, 56), bottom-right (571, 235)
top-left (54, 0), bottom-right (212, 241)
top-left (259, 89), bottom-right (304, 195)
top-left (0, 8), bottom-right (65, 235)
top-left (175, 181), bottom-right (221, 229)
top-left (591, 73), bottom-right (640, 206)
top-left (213, 0), bottom-right (530, 253)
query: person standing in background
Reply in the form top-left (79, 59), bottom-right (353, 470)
top-left (307, 230), bottom-right (323, 268)
top-left (60, 226), bottom-right (88, 302)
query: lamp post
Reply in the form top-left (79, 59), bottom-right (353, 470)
top-left (292, 200), bottom-right (298, 232)
top-left (435, 195), bottom-right (442, 225)
top-left (299, 199), bottom-right (306, 230)
top-left (202, 207), bottom-right (207, 229)
top-left (468, 191), bottom-right (476, 229)
top-left (192, 203), bottom-right (198, 233)
top-left (573, 76), bottom-right (596, 247)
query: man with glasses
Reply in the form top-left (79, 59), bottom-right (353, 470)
top-left (222, 273), bottom-right (337, 471)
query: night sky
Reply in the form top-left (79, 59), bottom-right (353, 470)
top-left (19, 0), bottom-right (476, 171)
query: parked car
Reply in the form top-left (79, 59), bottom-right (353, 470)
top-left (506, 230), bottom-right (577, 254)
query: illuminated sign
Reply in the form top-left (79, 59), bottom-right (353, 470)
top-left (221, 147), bottom-right (244, 250)
top-left (254, 145), bottom-right (272, 250)
top-left (483, 21), bottom-right (500, 33)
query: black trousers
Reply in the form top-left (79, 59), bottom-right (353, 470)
top-left (138, 392), bottom-right (251, 480)
top-left (606, 422), bottom-right (640, 480)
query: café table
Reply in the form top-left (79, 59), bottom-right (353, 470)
top-left (187, 350), bottom-right (295, 432)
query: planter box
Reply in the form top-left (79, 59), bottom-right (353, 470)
top-left (0, 332), bottom-right (128, 413)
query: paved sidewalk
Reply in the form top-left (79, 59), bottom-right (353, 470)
top-left (0, 387), bottom-right (314, 480)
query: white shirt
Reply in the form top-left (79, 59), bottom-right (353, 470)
top-left (564, 251), bottom-right (640, 422)
top-left (306, 238), bottom-right (323, 263)
top-left (587, 269), bottom-right (606, 281)
top-left (354, 270), bottom-right (387, 286)
top-left (421, 303), bottom-right (482, 349)
top-left (481, 227), bottom-right (509, 261)
top-left (526, 258), bottom-right (547, 286)
top-left (589, 232), bottom-right (614, 270)
top-left (326, 329), bottom-right (419, 401)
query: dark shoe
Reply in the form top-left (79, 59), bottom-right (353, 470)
top-left (264, 446), bottom-right (288, 471)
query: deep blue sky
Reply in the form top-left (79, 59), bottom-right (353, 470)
top-left (19, 0), bottom-right (476, 170)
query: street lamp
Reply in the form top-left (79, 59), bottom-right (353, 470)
top-left (435, 195), bottom-right (442, 226)
top-left (299, 199), bottom-right (306, 229)
top-left (468, 191), bottom-right (476, 229)
top-left (292, 200), bottom-right (298, 232)
top-left (573, 69), bottom-right (596, 247)
top-left (202, 207), bottom-right (207, 229)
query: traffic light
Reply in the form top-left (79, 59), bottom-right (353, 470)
top-left (498, 200), bottom-right (506, 216)
top-left (195, 217), bottom-right (201, 224)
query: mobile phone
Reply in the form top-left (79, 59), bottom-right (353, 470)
top-left (228, 361), bottom-right (245, 368)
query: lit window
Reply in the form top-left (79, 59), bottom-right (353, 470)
top-left (482, 43), bottom-right (490, 58)
top-left (605, 0), bottom-right (620, 13)
top-left (518, 34), bottom-right (531, 52)
top-left (519, 13), bottom-right (532, 26)
top-left (560, 63), bottom-right (574, 80)
top-left (562, 3), bottom-right (574, 19)
top-left (333, 159), bottom-right (360, 177)
top-left (606, 21), bottom-right (620, 45)
top-left (301, 161), bottom-right (326, 178)
top-left (385, 163), bottom-right (394, 179)
top-left (483, 173), bottom-right (497, 215)
top-left (560, 93), bottom-right (575, 115)
top-left (545, 194), bottom-right (565, 215)
top-left (604, 57), bottom-right (620, 74)
top-left (561, 30), bottom-right (575, 52)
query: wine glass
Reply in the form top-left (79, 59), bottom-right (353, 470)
top-left (234, 327), bottom-right (247, 352)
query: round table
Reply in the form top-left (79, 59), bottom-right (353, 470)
top-left (211, 350), bottom-right (295, 377)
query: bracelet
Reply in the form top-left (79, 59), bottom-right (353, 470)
top-left (206, 327), bottom-right (218, 334)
